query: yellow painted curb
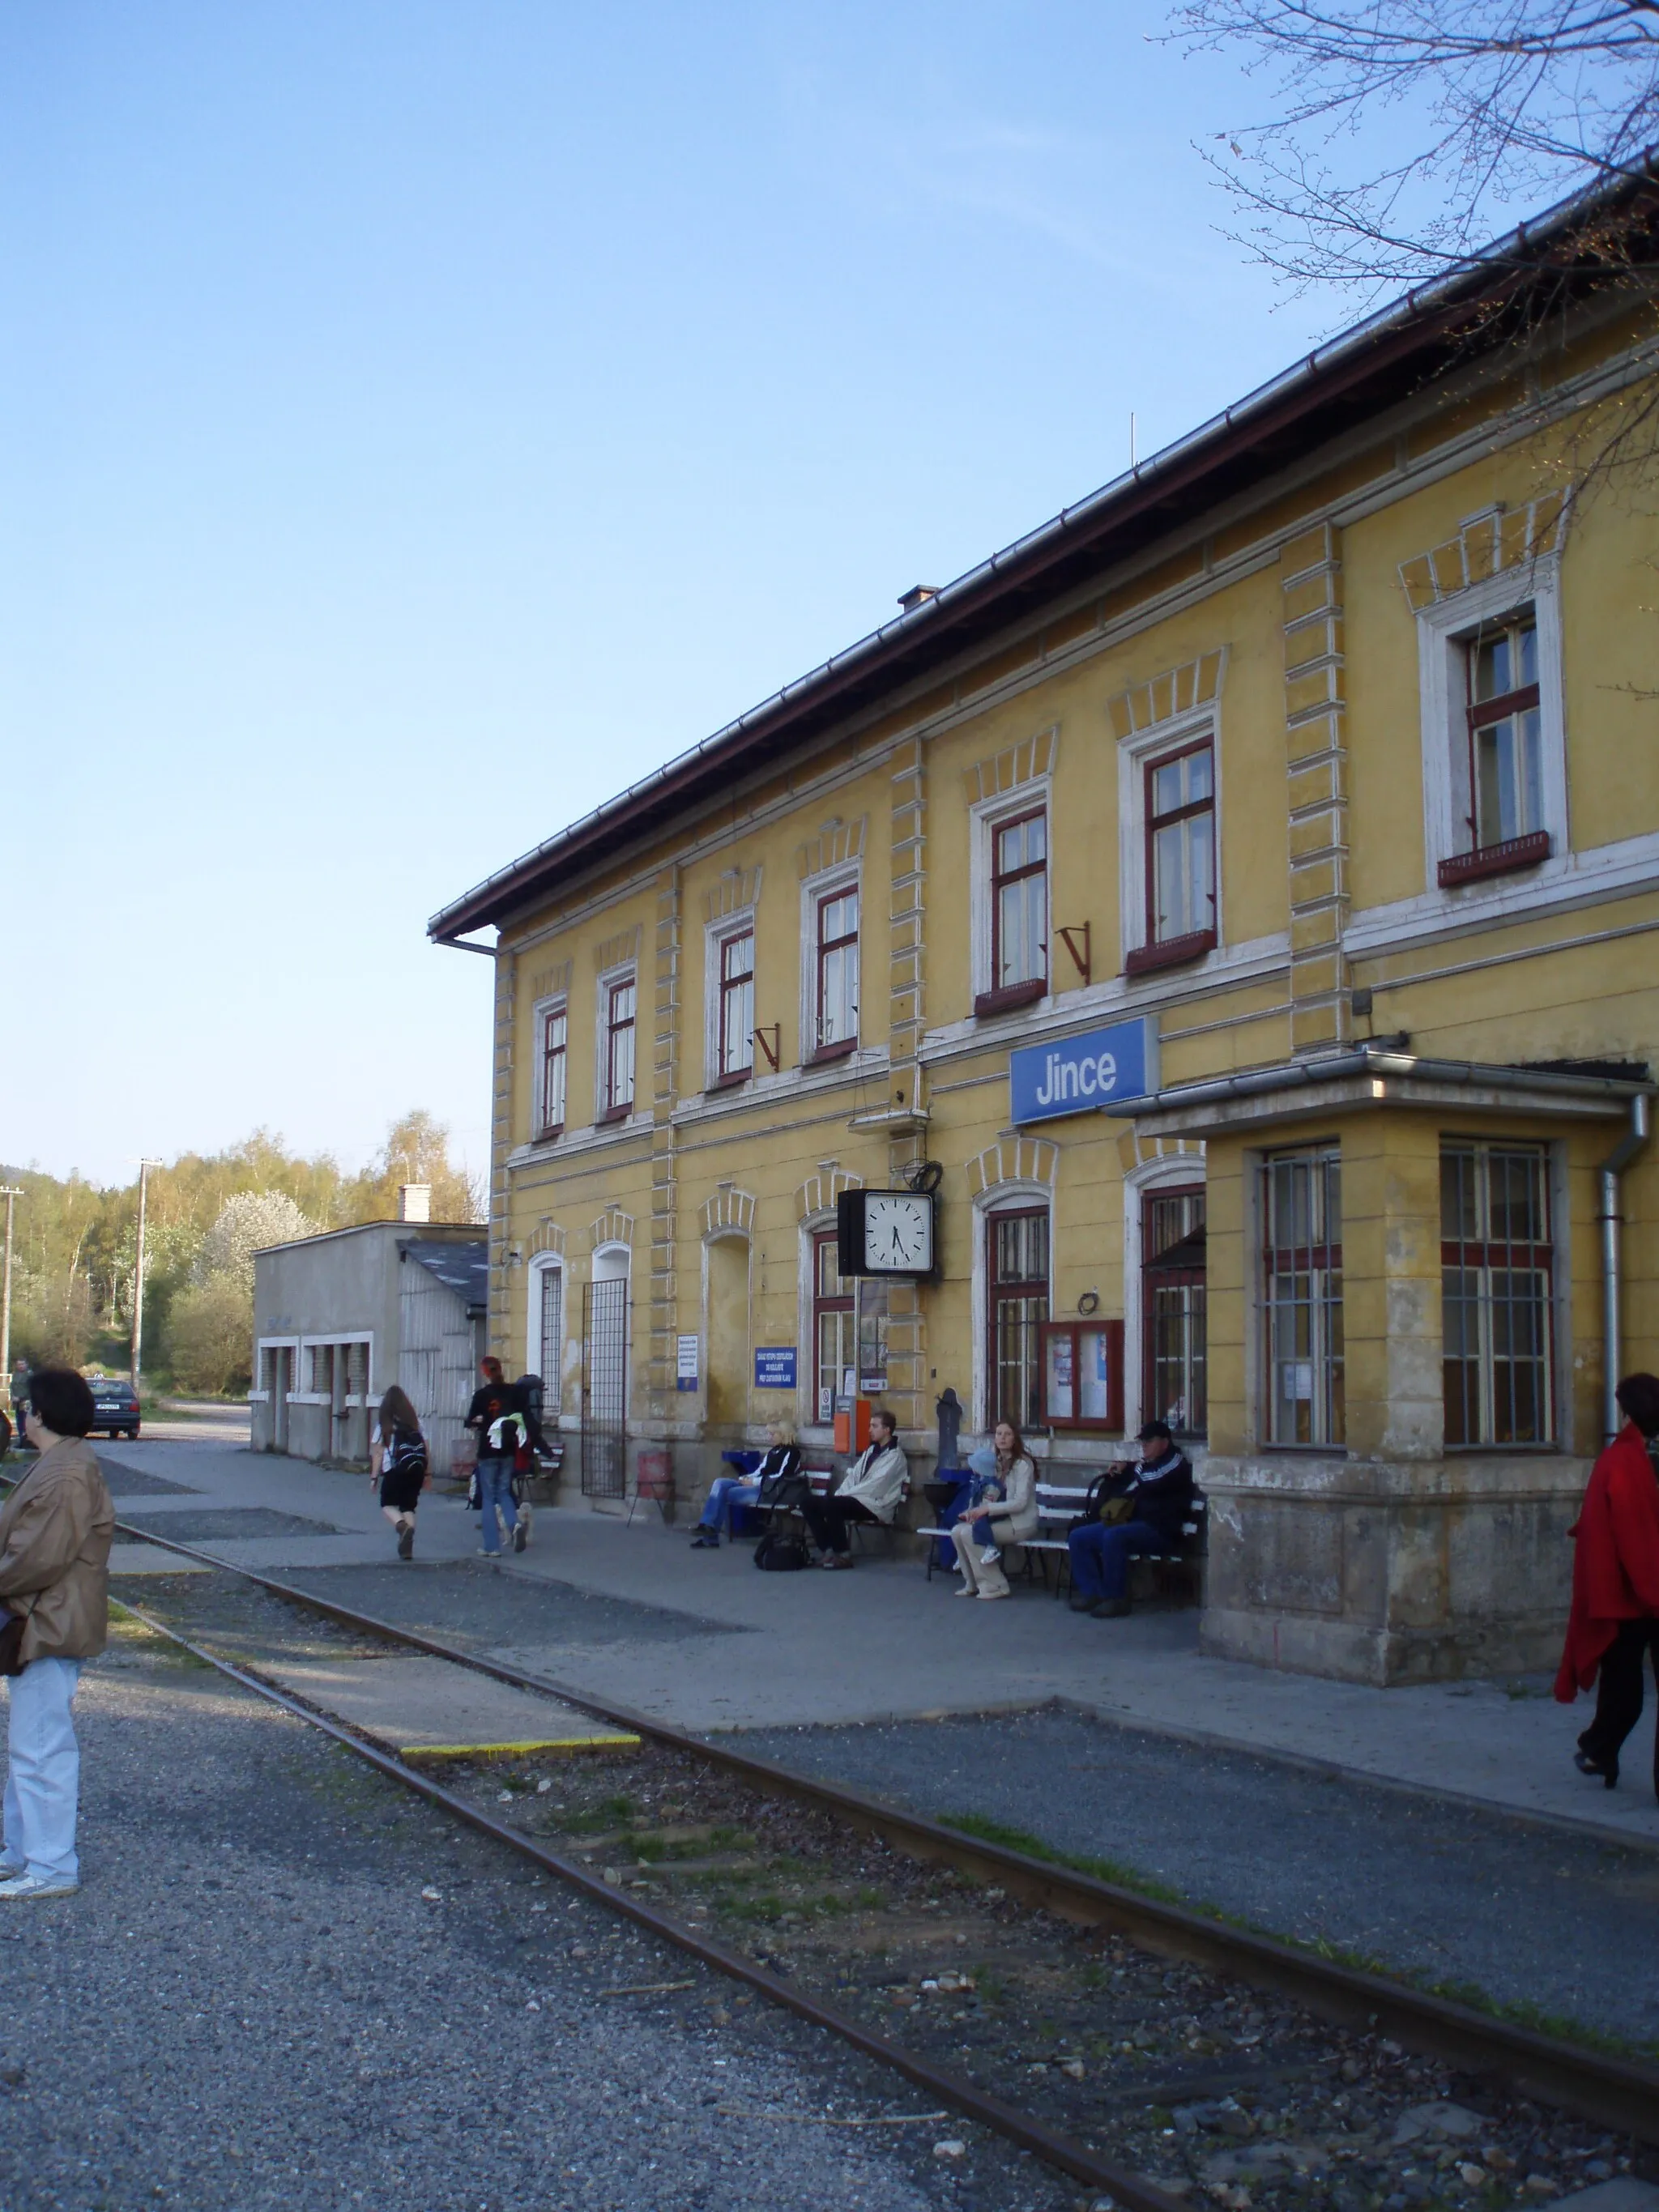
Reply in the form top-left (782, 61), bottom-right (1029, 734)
top-left (398, 1735), bottom-right (640, 1762)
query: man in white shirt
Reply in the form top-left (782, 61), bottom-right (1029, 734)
top-left (803, 1409), bottom-right (907, 1569)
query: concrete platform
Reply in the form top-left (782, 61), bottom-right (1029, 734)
top-left (91, 1436), bottom-right (1659, 1851)
top-left (255, 1654), bottom-right (639, 1761)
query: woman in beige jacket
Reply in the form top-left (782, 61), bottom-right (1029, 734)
top-left (950, 1422), bottom-right (1038, 1601)
top-left (0, 1366), bottom-right (114, 1899)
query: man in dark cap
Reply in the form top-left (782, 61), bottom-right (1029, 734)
top-left (1067, 1420), bottom-right (1195, 1619)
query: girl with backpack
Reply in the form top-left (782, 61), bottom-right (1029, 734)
top-left (370, 1385), bottom-right (429, 1561)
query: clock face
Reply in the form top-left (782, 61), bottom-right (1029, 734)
top-left (862, 1191), bottom-right (933, 1273)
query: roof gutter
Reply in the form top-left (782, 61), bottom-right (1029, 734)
top-left (1107, 1046), bottom-right (1653, 1120)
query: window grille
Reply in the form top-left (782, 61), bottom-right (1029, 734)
top-left (1260, 1148), bottom-right (1344, 1447)
top-left (1142, 1185), bottom-right (1206, 1436)
top-left (988, 1206), bottom-right (1049, 1430)
top-left (538, 1268), bottom-right (563, 1408)
top-left (812, 1229), bottom-right (855, 1423)
top-left (1441, 1141), bottom-right (1554, 1446)
top-left (581, 1276), bottom-right (628, 1498)
top-left (814, 888), bottom-right (859, 1052)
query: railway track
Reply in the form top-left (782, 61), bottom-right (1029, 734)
top-left (79, 1505), bottom-right (1659, 2207)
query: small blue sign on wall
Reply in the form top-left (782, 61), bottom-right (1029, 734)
top-left (1009, 1016), bottom-right (1157, 1126)
top-left (753, 1345), bottom-right (798, 1391)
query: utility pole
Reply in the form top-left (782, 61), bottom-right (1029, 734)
top-left (130, 1159), bottom-right (161, 1395)
top-left (0, 1185), bottom-right (21, 1413)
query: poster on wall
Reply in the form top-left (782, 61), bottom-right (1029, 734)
top-left (754, 1346), bottom-right (798, 1391)
top-left (676, 1335), bottom-right (700, 1392)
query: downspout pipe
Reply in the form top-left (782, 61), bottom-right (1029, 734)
top-left (1599, 1093), bottom-right (1652, 1442)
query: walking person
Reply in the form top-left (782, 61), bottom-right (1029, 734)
top-left (802, 1409), bottom-right (907, 1568)
top-left (1555, 1371), bottom-right (1659, 1797)
top-left (690, 1421), bottom-right (802, 1549)
top-left (0, 1366), bottom-right (114, 1899)
top-left (1067, 1421), bottom-right (1195, 1619)
top-left (950, 1421), bottom-right (1038, 1601)
top-left (369, 1383), bottom-right (429, 1562)
top-left (464, 1357), bottom-right (524, 1558)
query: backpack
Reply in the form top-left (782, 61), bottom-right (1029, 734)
top-left (388, 1430), bottom-right (429, 1483)
top-left (753, 1532), bottom-right (809, 1571)
top-left (757, 1468), bottom-right (809, 1512)
top-left (1069, 1464), bottom-right (1136, 1534)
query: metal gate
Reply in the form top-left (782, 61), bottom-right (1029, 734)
top-left (581, 1276), bottom-right (628, 1498)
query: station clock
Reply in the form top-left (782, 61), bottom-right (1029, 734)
top-left (836, 1187), bottom-right (936, 1278)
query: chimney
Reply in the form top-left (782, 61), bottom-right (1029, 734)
top-left (399, 1184), bottom-right (431, 1224)
top-left (898, 585), bottom-right (939, 614)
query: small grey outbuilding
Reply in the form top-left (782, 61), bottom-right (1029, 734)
top-left (251, 1217), bottom-right (487, 1474)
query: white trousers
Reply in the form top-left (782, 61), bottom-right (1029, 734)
top-left (3, 1656), bottom-right (83, 1881)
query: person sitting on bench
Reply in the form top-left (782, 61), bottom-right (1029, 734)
top-left (689, 1421), bottom-right (801, 1549)
top-left (804, 1409), bottom-right (906, 1569)
top-left (1068, 1421), bottom-right (1194, 1618)
top-left (949, 1421), bottom-right (1037, 1600)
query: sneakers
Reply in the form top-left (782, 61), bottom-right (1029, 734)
top-left (512, 1517), bottom-right (529, 1554)
top-left (1090, 1597), bottom-right (1132, 1618)
top-left (818, 1554), bottom-right (854, 1570)
top-left (397, 1519), bottom-right (414, 1562)
top-left (0, 1861), bottom-right (23, 1882)
top-left (0, 1872), bottom-right (78, 1901)
top-left (979, 1545), bottom-right (1001, 1566)
top-left (689, 1532), bottom-right (719, 1549)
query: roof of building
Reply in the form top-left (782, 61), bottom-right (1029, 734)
top-left (429, 164), bottom-right (1658, 945)
top-left (401, 1237), bottom-right (489, 1318)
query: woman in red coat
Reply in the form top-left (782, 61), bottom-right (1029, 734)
top-left (1555, 1372), bottom-right (1659, 1796)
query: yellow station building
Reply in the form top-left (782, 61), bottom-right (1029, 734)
top-left (432, 181), bottom-right (1659, 1686)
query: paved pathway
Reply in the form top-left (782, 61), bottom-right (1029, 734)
top-left (87, 1435), bottom-right (1659, 1852)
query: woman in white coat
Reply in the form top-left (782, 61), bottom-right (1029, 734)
top-left (950, 1421), bottom-right (1038, 1600)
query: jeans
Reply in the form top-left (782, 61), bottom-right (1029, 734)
top-left (4, 1657), bottom-right (83, 1882)
top-left (477, 1455), bottom-right (518, 1554)
top-left (1067, 1520), bottom-right (1163, 1604)
top-left (1580, 1617), bottom-right (1659, 1798)
top-left (697, 1477), bottom-right (761, 1534)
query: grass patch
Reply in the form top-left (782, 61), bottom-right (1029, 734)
top-left (561, 1795), bottom-right (637, 1835)
top-left (941, 1809), bottom-right (1187, 1906)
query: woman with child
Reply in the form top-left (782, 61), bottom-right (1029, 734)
top-left (949, 1421), bottom-right (1038, 1600)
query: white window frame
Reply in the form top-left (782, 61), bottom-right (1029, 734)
top-left (970, 777), bottom-right (1053, 1007)
top-left (703, 909), bottom-right (757, 1089)
top-left (1415, 556), bottom-right (1567, 892)
top-left (595, 961), bottom-right (639, 1122)
top-left (1117, 705), bottom-right (1223, 971)
top-left (249, 1336), bottom-right (300, 1404)
top-left (532, 992), bottom-right (569, 1139)
top-left (798, 860), bottom-right (862, 1063)
top-left (292, 1332), bottom-right (374, 1408)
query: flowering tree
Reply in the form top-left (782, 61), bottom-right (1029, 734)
top-left (198, 1191), bottom-right (318, 1291)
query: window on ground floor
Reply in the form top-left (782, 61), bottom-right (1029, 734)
top-left (812, 1228), bottom-right (855, 1423)
top-left (1441, 1140), bottom-right (1554, 1446)
top-left (988, 1205), bottom-right (1049, 1430)
top-left (1143, 1184), bottom-right (1207, 1437)
top-left (1260, 1146), bottom-right (1343, 1447)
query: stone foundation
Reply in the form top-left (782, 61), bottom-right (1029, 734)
top-left (1198, 1451), bottom-right (1586, 1684)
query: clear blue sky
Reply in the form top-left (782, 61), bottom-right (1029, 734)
top-left (2, 0), bottom-right (1341, 1190)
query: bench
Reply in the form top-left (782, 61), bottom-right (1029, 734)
top-left (922, 1475), bottom-right (1208, 1601)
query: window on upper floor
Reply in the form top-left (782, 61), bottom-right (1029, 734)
top-left (1118, 710), bottom-right (1223, 980)
top-left (1441, 1140), bottom-right (1555, 1447)
top-left (600, 974), bottom-right (636, 1120)
top-left (1452, 612), bottom-right (1546, 880)
top-left (716, 927), bottom-right (754, 1083)
top-left (538, 1004), bottom-right (567, 1138)
top-left (973, 805), bottom-right (1047, 1018)
top-left (813, 886), bottom-right (859, 1058)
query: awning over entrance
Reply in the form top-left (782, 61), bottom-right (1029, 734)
top-left (1107, 1043), bottom-right (1650, 1141)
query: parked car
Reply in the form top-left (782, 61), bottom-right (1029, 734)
top-left (87, 1376), bottom-right (140, 1439)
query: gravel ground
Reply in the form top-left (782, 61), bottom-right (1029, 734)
top-left (0, 1622), bottom-right (1068, 2212)
top-left (98, 1468), bottom-right (194, 1498)
top-left (728, 1707), bottom-right (1659, 2051)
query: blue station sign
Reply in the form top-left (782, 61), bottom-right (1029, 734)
top-left (1009, 1016), bottom-right (1158, 1126)
top-left (753, 1345), bottom-right (799, 1391)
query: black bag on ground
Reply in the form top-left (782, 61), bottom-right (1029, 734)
top-left (753, 1532), bottom-right (809, 1571)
